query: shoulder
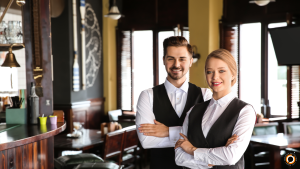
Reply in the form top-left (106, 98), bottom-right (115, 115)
top-left (138, 88), bottom-right (153, 100)
top-left (191, 100), bottom-right (211, 110)
top-left (234, 98), bottom-right (257, 117)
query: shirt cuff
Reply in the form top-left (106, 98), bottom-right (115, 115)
top-left (169, 126), bottom-right (182, 143)
top-left (194, 148), bottom-right (209, 162)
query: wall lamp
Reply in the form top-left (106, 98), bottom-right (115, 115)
top-left (192, 45), bottom-right (200, 64)
top-left (249, 0), bottom-right (275, 6)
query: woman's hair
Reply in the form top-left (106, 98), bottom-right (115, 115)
top-left (163, 36), bottom-right (193, 57)
top-left (205, 49), bottom-right (237, 86)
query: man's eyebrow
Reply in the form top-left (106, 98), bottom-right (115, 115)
top-left (166, 56), bottom-right (174, 58)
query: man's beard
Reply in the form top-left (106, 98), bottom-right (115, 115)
top-left (167, 68), bottom-right (186, 80)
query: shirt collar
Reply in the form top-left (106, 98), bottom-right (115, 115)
top-left (209, 91), bottom-right (235, 107)
top-left (164, 78), bottom-right (189, 93)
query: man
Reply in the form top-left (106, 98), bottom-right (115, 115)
top-left (136, 36), bottom-right (212, 169)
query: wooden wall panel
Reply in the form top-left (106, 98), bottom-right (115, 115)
top-left (15, 147), bottom-right (22, 169)
top-left (7, 148), bottom-right (15, 169)
top-left (1, 150), bottom-right (7, 169)
top-left (33, 142), bottom-right (38, 169)
top-left (46, 137), bottom-right (54, 169)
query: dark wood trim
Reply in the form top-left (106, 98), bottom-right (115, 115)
top-left (261, 22), bottom-right (269, 117)
top-left (130, 30), bottom-right (134, 111)
top-left (116, 29), bottom-right (122, 109)
top-left (237, 23), bottom-right (241, 98)
top-left (153, 29), bottom-right (159, 86)
top-left (287, 66), bottom-right (292, 119)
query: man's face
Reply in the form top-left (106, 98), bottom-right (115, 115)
top-left (163, 46), bottom-right (193, 81)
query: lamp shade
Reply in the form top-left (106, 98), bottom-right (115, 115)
top-left (1, 52), bottom-right (20, 67)
top-left (105, 6), bottom-right (122, 20)
top-left (254, 0), bottom-right (271, 6)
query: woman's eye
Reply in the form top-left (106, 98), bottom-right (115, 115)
top-left (219, 70), bottom-right (225, 73)
top-left (206, 71), bottom-right (212, 74)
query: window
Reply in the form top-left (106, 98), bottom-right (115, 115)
top-left (239, 23), bottom-right (261, 114)
top-left (132, 31), bottom-right (153, 110)
top-left (268, 22), bottom-right (287, 117)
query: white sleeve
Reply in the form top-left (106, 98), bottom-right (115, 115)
top-left (193, 105), bottom-right (256, 165)
top-left (136, 89), bottom-right (179, 149)
top-left (175, 107), bottom-right (211, 169)
top-left (201, 88), bottom-right (212, 101)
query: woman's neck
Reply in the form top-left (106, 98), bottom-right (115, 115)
top-left (212, 89), bottom-right (232, 100)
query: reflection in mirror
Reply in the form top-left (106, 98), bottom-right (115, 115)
top-left (0, 7), bottom-right (25, 97)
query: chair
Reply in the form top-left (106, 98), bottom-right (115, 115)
top-left (102, 129), bottom-right (126, 165)
top-left (121, 125), bottom-right (142, 169)
top-left (74, 162), bottom-right (123, 169)
top-left (108, 109), bottom-right (123, 122)
top-left (54, 153), bottom-right (104, 169)
top-left (245, 122), bottom-right (280, 169)
top-left (283, 122), bottom-right (300, 135)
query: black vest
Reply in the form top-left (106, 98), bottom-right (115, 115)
top-left (188, 98), bottom-right (248, 169)
top-left (151, 83), bottom-right (204, 169)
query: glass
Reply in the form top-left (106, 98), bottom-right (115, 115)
top-left (0, 21), bottom-right (7, 44)
top-left (239, 23), bottom-right (261, 114)
top-left (7, 21), bottom-right (18, 44)
top-left (73, 122), bottom-right (83, 136)
top-left (16, 21), bottom-right (23, 43)
top-left (133, 30), bottom-right (153, 111)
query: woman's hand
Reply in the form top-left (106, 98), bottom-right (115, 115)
top-left (174, 133), bottom-right (197, 155)
top-left (225, 134), bottom-right (238, 147)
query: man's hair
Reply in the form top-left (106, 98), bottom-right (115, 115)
top-left (163, 36), bottom-right (193, 57)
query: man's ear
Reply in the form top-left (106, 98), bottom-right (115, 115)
top-left (189, 57), bottom-right (193, 67)
top-left (163, 56), bottom-right (165, 65)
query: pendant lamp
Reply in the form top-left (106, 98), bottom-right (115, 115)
top-left (104, 0), bottom-right (122, 20)
top-left (249, 0), bottom-right (275, 6)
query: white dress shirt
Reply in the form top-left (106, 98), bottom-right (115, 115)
top-left (175, 92), bottom-right (256, 168)
top-left (136, 79), bottom-right (212, 149)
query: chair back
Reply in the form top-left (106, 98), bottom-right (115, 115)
top-left (283, 122), bottom-right (300, 134)
top-left (103, 129), bottom-right (125, 164)
top-left (108, 109), bottom-right (122, 122)
top-left (122, 125), bottom-right (138, 152)
top-left (252, 122), bottom-right (278, 136)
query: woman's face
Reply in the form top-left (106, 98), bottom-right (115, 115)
top-left (206, 57), bottom-right (234, 98)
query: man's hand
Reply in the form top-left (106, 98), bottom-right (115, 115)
top-left (225, 134), bottom-right (238, 147)
top-left (138, 120), bottom-right (169, 137)
top-left (174, 133), bottom-right (197, 155)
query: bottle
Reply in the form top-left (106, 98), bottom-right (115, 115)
top-left (266, 100), bottom-right (271, 118)
top-left (261, 98), bottom-right (266, 117)
top-left (29, 82), bottom-right (39, 124)
top-left (0, 98), bottom-right (3, 112)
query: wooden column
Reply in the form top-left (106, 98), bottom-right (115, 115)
top-left (24, 0), bottom-right (53, 119)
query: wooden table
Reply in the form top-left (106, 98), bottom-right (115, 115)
top-left (250, 133), bottom-right (300, 169)
top-left (54, 128), bottom-right (103, 157)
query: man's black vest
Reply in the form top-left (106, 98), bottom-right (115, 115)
top-left (188, 98), bottom-right (248, 169)
top-left (151, 83), bottom-right (204, 169)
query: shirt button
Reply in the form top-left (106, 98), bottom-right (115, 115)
top-left (177, 98), bottom-right (179, 100)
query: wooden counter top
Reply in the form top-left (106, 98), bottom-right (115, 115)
top-left (0, 122), bottom-right (66, 151)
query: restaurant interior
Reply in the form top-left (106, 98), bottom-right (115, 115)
top-left (0, 0), bottom-right (300, 169)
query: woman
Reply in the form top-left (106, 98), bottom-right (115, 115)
top-left (174, 49), bottom-right (256, 169)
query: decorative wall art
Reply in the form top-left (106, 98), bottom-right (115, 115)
top-left (85, 3), bottom-right (102, 89)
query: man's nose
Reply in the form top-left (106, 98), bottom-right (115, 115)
top-left (174, 59), bottom-right (180, 67)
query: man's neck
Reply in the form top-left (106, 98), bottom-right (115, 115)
top-left (166, 76), bottom-right (186, 88)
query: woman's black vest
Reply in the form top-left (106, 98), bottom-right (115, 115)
top-left (151, 83), bottom-right (204, 169)
top-left (188, 98), bottom-right (248, 169)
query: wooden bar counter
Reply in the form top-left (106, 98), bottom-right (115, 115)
top-left (0, 122), bottom-right (66, 169)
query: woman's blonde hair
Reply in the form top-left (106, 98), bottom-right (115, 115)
top-left (205, 49), bottom-right (237, 86)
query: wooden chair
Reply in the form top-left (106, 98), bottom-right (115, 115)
top-left (121, 125), bottom-right (142, 169)
top-left (102, 129), bottom-right (126, 165)
top-left (283, 122), bottom-right (300, 135)
top-left (245, 122), bottom-right (280, 169)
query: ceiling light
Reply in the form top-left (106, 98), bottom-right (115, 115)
top-left (105, 0), bottom-right (123, 20)
top-left (249, 0), bottom-right (275, 6)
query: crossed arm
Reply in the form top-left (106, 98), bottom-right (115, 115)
top-left (174, 105), bottom-right (256, 168)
